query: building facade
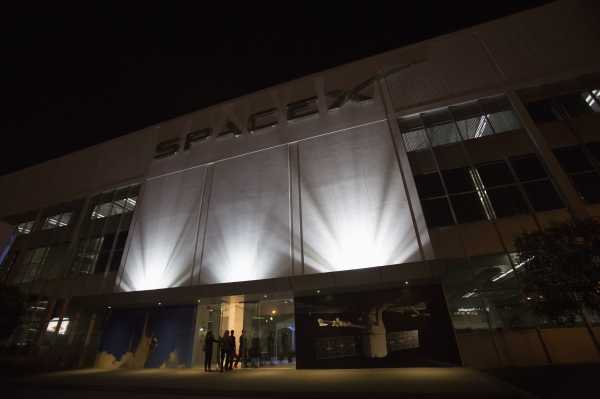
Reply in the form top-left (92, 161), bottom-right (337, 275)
top-left (1, 0), bottom-right (600, 370)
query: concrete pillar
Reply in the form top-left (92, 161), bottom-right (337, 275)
top-left (378, 77), bottom-right (435, 261)
top-left (78, 313), bottom-right (97, 368)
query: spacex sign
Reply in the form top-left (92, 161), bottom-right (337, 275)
top-left (153, 77), bottom-right (376, 159)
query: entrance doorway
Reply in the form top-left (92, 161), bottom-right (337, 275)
top-left (192, 294), bottom-right (295, 369)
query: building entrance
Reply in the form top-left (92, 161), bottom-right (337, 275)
top-left (192, 294), bottom-right (295, 370)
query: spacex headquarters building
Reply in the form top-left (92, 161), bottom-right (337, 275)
top-left (1, 0), bottom-right (600, 370)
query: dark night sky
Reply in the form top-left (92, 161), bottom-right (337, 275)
top-left (0, 2), bottom-right (550, 176)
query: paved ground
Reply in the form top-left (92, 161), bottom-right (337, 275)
top-left (10, 367), bottom-right (535, 399)
top-left (489, 363), bottom-right (600, 399)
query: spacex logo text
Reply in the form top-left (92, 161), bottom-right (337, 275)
top-left (153, 77), bottom-right (375, 159)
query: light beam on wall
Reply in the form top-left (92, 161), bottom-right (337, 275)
top-left (198, 148), bottom-right (291, 285)
top-left (118, 167), bottom-right (206, 292)
top-left (299, 121), bottom-right (423, 273)
top-left (118, 116), bottom-right (427, 291)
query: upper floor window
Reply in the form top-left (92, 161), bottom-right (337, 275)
top-left (71, 231), bottom-right (129, 275)
top-left (41, 212), bottom-right (73, 230)
top-left (14, 246), bottom-right (51, 284)
top-left (399, 95), bottom-right (521, 153)
top-left (16, 221), bottom-right (35, 235)
top-left (526, 88), bottom-right (600, 123)
top-left (414, 155), bottom-right (565, 229)
top-left (509, 155), bottom-right (564, 212)
top-left (91, 195), bottom-right (137, 219)
top-left (583, 89), bottom-right (599, 112)
top-left (46, 316), bottom-right (70, 335)
top-left (553, 142), bottom-right (600, 204)
top-left (89, 185), bottom-right (139, 220)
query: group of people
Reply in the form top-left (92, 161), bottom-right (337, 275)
top-left (203, 329), bottom-right (247, 372)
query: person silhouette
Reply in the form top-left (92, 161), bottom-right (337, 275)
top-left (227, 330), bottom-right (236, 371)
top-left (203, 330), bottom-right (218, 371)
top-left (219, 330), bottom-right (230, 372)
top-left (234, 329), bottom-right (247, 368)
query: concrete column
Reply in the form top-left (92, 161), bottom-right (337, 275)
top-left (288, 143), bottom-right (303, 276)
top-left (377, 77), bottom-right (435, 261)
top-left (78, 313), bottom-right (97, 368)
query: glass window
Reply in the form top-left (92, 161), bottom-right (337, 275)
top-left (72, 237), bottom-right (103, 274)
top-left (72, 231), bottom-right (129, 275)
top-left (422, 198), bottom-right (454, 228)
top-left (583, 89), bottom-right (600, 112)
top-left (476, 161), bottom-right (514, 187)
top-left (400, 96), bottom-right (519, 152)
top-left (16, 247), bottom-right (50, 283)
top-left (486, 110), bottom-right (521, 134)
top-left (454, 115), bottom-right (494, 140)
top-left (509, 155), bottom-right (547, 182)
top-left (522, 181), bottom-right (564, 211)
top-left (480, 96), bottom-right (522, 134)
top-left (442, 254), bottom-right (539, 331)
top-left (91, 195), bottom-right (137, 219)
top-left (588, 142), bottom-right (600, 162)
top-left (526, 99), bottom-right (559, 123)
top-left (487, 186), bottom-right (530, 218)
top-left (428, 122), bottom-right (461, 147)
top-left (0, 249), bottom-right (19, 282)
top-left (450, 193), bottom-right (486, 223)
top-left (401, 128), bottom-right (429, 152)
top-left (46, 317), bottom-right (59, 333)
top-left (42, 212), bottom-right (73, 230)
top-left (109, 231), bottom-right (129, 272)
top-left (442, 167), bottom-right (475, 194)
top-left (91, 203), bottom-right (113, 219)
top-left (551, 142), bottom-right (600, 204)
top-left (414, 173), bottom-right (445, 198)
top-left (16, 221), bottom-right (35, 235)
top-left (556, 92), bottom-right (593, 117)
top-left (58, 317), bottom-right (70, 335)
top-left (46, 317), bottom-right (70, 335)
top-left (571, 172), bottom-right (600, 203)
top-left (553, 146), bottom-right (592, 173)
top-left (94, 235), bottom-right (115, 275)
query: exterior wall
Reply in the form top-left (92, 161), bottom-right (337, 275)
top-left (1, 1), bottom-right (597, 220)
top-left (456, 327), bottom-right (600, 369)
top-left (0, 130), bottom-right (154, 217)
top-left (118, 111), bottom-right (429, 292)
top-left (1, 0), bottom-right (600, 370)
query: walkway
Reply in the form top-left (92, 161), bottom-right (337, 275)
top-left (14, 367), bottom-right (535, 398)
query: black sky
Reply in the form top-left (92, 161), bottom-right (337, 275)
top-left (0, 2), bottom-right (550, 176)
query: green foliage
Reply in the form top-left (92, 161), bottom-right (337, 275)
top-left (514, 218), bottom-right (600, 325)
top-left (0, 284), bottom-right (26, 340)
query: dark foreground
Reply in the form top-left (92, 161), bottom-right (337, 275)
top-left (6, 366), bottom-right (538, 399)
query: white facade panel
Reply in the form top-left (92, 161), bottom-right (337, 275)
top-left (118, 166), bottom-right (206, 292)
top-left (198, 147), bottom-right (291, 285)
top-left (298, 121), bottom-right (423, 274)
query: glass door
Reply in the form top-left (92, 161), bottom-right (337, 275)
top-left (192, 303), bottom-right (222, 369)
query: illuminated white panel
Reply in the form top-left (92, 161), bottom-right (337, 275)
top-left (118, 167), bottom-right (206, 291)
top-left (299, 122), bottom-right (422, 273)
top-left (198, 147), bottom-right (290, 284)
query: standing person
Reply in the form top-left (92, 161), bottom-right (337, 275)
top-left (219, 330), bottom-right (230, 372)
top-left (227, 330), bottom-right (236, 371)
top-left (203, 330), bottom-right (218, 372)
top-left (234, 329), bottom-right (247, 368)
